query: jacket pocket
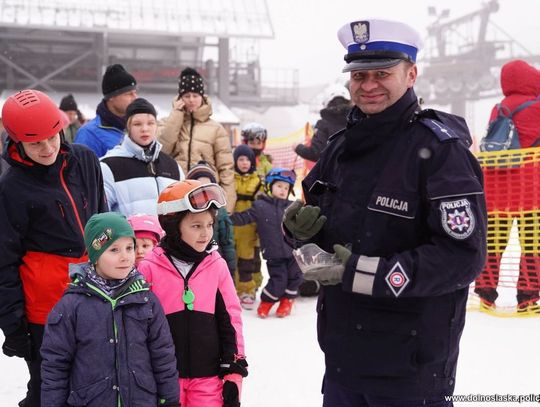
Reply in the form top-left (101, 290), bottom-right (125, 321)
top-left (67, 376), bottom-right (111, 405)
top-left (124, 305), bottom-right (153, 321)
top-left (132, 370), bottom-right (157, 395)
top-left (349, 324), bottom-right (419, 377)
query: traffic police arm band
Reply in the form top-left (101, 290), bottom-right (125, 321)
top-left (344, 255), bottom-right (380, 295)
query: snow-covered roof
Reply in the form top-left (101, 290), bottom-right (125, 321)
top-left (0, 0), bottom-right (274, 38)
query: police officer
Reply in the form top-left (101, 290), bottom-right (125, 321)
top-left (283, 19), bottom-right (487, 406)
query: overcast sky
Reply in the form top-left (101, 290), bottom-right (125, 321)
top-left (258, 0), bottom-right (538, 137)
top-left (260, 0), bottom-right (538, 87)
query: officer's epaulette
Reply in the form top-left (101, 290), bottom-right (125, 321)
top-left (414, 109), bottom-right (472, 148)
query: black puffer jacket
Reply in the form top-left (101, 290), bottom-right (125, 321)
top-left (295, 102), bottom-right (350, 162)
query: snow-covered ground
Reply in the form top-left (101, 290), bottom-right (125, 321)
top-left (1, 283), bottom-right (539, 406)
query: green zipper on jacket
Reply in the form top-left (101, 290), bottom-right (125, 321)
top-left (85, 281), bottom-right (149, 407)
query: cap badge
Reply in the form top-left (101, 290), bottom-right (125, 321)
top-left (351, 21), bottom-right (369, 44)
top-left (92, 228), bottom-right (113, 250)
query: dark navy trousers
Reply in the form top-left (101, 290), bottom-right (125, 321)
top-left (260, 257), bottom-right (302, 302)
top-left (322, 377), bottom-right (454, 407)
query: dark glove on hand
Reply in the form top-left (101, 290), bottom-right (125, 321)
top-left (283, 200), bottom-right (327, 241)
top-left (2, 320), bottom-right (32, 360)
top-left (222, 376), bottom-right (241, 407)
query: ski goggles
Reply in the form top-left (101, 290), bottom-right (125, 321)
top-left (243, 130), bottom-right (267, 141)
top-left (157, 183), bottom-right (227, 215)
top-left (266, 169), bottom-right (296, 184)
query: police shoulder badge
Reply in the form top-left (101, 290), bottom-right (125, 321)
top-left (92, 228), bottom-right (113, 250)
top-left (440, 198), bottom-right (475, 240)
top-left (351, 21), bottom-right (369, 44)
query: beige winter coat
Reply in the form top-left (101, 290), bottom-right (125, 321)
top-left (158, 97), bottom-right (236, 212)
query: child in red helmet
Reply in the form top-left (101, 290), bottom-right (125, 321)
top-left (127, 214), bottom-right (165, 265)
top-left (0, 89), bottom-right (107, 406)
top-left (137, 180), bottom-right (247, 407)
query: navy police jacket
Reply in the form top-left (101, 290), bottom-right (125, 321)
top-left (302, 89), bottom-right (487, 398)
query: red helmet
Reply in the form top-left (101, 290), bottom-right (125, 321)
top-left (127, 214), bottom-right (165, 243)
top-left (2, 89), bottom-right (69, 143)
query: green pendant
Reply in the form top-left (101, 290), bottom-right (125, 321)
top-left (182, 288), bottom-right (195, 311)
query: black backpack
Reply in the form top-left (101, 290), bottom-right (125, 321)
top-left (480, 99), bottom-right (539, 152)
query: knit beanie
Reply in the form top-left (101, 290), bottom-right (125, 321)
top-left (102, 64), bottom-right (137, 99)
top-left (84, 212), bottom-right (135, 264)
top-left (187, 160), bottom-right (217, 183)
top-left (178, 67), bottom-right (205, 97)
top-left (233, 144), bottom-right (256, 174)
top-left (125, 98), bottom-right (157, 120)
top-left (59, 94), bottom-right (78, 112)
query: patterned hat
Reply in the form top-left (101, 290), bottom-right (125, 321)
top-left (187, 161), bottom-right (218, 183)
top-left (84, 212), bottom-right (135, 264)
top-left (178, 67), bottom-right (205, 97)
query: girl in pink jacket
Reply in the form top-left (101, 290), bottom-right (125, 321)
top-left (138, 180), bottom-right (247, 407)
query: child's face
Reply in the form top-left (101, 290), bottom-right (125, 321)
top-left (135, 237), bottom-right (155, 265)
top-left (236, 156), bottom-right (251, 173)
top-left (21, 133), bottom-right (61, 166)
top-left (128, 113), bottom-right (157, 147)
top-left (271, 180), bottom-right (291, 200)
top-left (247, 139), bottom-right (265, 151)
top-left (179, 211), bottom-right (214, 252)
top-left (95, 236), bottom-right (135, 280)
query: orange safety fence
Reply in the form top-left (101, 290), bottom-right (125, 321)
top-left (471, 148), bottom-right (540, 317)
top-left (264, 122), bottom-right (314, 196)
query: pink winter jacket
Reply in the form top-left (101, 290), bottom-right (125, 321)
top-left (138, 247), bottom-right (246, 379)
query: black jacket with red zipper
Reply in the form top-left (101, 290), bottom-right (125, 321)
top-left (0, 141), bottom-right (107, 335)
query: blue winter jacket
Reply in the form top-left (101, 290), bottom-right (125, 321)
top-left (75, 115), bottom-right (124, 158)
top-left (40, 263), bottom-right (179, 407)
top-left (231, 194), bottom-right (294, 260)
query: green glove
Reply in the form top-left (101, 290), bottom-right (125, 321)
top-left (333, 244), bottom-right (352, 265)
top-left (302, 244), bottom-right (351, 286)
top-left (283, 200), bottom-right (327, 241)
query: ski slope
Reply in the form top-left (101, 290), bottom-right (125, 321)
top-left (1, 288), bottom-right (539, 406)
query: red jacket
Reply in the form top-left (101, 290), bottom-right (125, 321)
top-left (491, 59), bottom-right (540, 148)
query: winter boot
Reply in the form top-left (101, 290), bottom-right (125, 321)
top-left (257, 301), bottom-right (274, 318)
top-left (239, 293), bottom-right (256, 310)
top-left (276, 298), bottom-right (294, 318)
top-left (479, 298), bottom-right (495, 313)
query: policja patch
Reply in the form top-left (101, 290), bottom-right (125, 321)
top-left (440, 198), bottom-right (475, 240)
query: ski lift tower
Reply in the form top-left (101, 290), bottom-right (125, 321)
top-left (416, 0), bottom-right (540, 117)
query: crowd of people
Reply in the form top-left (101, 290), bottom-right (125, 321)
top-left (0, 14), bottom-right (537, 407)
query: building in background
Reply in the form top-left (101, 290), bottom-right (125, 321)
top-left (0, 0), bottom-right (299, 118)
